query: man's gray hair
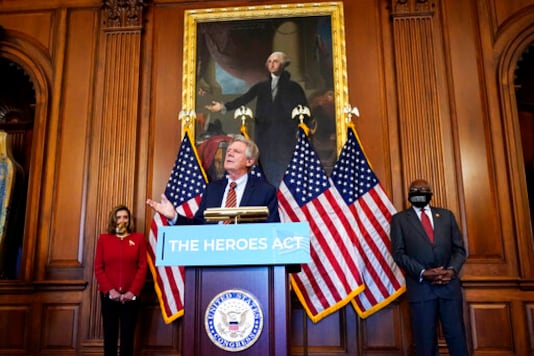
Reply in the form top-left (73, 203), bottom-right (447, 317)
top-left (230, 134), bottom-right (260, 162)
top-left (266, 51), bottom-right (290, 68)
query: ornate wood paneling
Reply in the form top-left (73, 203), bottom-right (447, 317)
top-left (291, 306), bottom-right (355, 355)
top-left (1, 0), bottom-right (534, 354)
top-left (527, 303), bottom-right (534, 353)
top-left (86, 0), bottom-right (145, 343)
top-left (390, 0), bottom-right (450, 207)
top-left (47, 8), bottom-right (98, 280)
top-left (0, 304), bottom-right (30, 353)
top-left (361, 303), bottom-right (405, 353)
top-left (138, 303), bottom-right (182, 353)
top-left (469, 303), bottom-right (514, 352)
top-left (483, 0), bottom-right (534, 283)
top-left (290, 300), bottom-right (407, 355)
top-left (40, 303), bottom-right (80, 352)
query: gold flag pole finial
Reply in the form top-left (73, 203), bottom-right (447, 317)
top-left (179, 109), bottom-right (196, 132)
top-left (234, 105), bottom-right (254, 128)
top-left (291, 105), bottom-right (311, 125)
top-left (343, 104), bottom-right (360, 124)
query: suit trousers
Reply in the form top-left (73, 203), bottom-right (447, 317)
top-left (409, 296), bottom-right (468, 356)
top-left (100, 293), bottom-right (140, 356)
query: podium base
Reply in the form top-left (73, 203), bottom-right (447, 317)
top-left (183, 265), bottom-right (290, 356)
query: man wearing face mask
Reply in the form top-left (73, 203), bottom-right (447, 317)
top-left (390, 179), bottom-right (468, 356)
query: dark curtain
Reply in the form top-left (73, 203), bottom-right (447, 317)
top-left (197, 21), bottom-right (281, 86)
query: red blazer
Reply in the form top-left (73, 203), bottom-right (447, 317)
top-left (94, 232), bottom-right (147, 296)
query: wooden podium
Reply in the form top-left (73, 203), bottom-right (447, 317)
top-left (183, 265), bottom-right (289, 355)
top-left (155, 221), bottom-right (310, 355)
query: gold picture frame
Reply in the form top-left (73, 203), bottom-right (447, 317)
top-left (182, 2), bottom-right (349, 184)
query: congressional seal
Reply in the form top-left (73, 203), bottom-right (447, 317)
top-left (204, 289), bottom-right (263, 352)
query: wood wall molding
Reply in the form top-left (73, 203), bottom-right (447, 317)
top-left (390, 0), bottom-right (437, 17)
top-left (91, 6), bottom-right (144, 245)
top-left (0, 27), bottom-right (52, 283)
top-left (101, 0), bottom-right (145, 30)
top-left (86, 1), bottom-right (145, 340)
top-left (2, 0), bottom-right (534, 354)
top-left (494, 21), bottom-right (534, 280)
top-left (390, 0), bottom-right (450, 208)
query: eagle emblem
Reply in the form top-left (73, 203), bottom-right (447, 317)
top-left (205, 289), bottom-right (263, 352)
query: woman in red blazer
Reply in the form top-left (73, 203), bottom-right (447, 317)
top-left (94, 205), bottom-right (147, 356)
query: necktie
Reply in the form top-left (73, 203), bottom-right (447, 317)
top-left (271, 77), bottom-right (278, 99)
top-left (225, 182), bottom-right (237, 207)
top-left (420, 208), bottom-right (434, 243)
top-left (224, 182), bottom-right (237, 224)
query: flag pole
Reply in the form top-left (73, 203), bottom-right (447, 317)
top-left (178, 108), bottom-right (196, 142)
top-left (342, 104), bottom-right (360, 128)
top-left (234, 105), bottom-right (253, 138)
top-left (291, 105), bottom-right (312, 136)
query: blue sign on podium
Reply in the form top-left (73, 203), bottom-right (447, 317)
top-left (155, 222), bottom-right (310, 267)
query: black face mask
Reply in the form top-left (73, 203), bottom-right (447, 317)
top-left (408, 192), bottom-right (432, 208)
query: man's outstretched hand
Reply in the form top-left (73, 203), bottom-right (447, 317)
top-left (146, 194), bottom-right (176, 221)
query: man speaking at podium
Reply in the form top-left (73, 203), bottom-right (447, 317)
top-left (147, 135), bottom-right (280, 224)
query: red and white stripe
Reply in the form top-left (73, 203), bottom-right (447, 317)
top-left (146, 195), bottom-right (202, 323)
top-left (348, 183), bottom-right (405, 317)
top-left (278, 182), bottom-right (365, 322)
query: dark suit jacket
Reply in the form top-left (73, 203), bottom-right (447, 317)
top-left (390, 206), bottom-right (466, 302)
top-left (176, 173), bottom-right (280, 225)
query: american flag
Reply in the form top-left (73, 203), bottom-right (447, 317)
top-left (249, 164), bottom-right (265, 181)
top-left (147, 130), bottom-right (207, 323)
top-left (277, 126), bottom-right (366, 323)
top-left (330, 124), bottom-right (405, 318)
